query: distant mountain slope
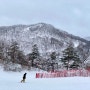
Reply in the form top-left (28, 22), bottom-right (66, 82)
top-left (0, 23), bottom-right (90, 61)
top-left (85, 37), bottom-right (90, 41)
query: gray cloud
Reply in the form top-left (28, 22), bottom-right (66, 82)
top-left (0, 0), bottom-right (90, 37)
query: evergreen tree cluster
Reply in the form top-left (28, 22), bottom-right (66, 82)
top-left (61, 45), bottom-right (81, 70)
top-left (0, 41), bottom-right (83, 71)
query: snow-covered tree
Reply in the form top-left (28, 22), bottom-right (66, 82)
top-left (61, 45), bottom-right (81, 70)
top-left (8, 41), bottom-right (26, 65)
top-left (70, 52), bottom-right (81, 69)
top-left (50, 52), bottom-right (56, 61)
top-left (8, 41), bottom-right (19, 63)
top-left (0, 42), bottom-right (9, 64)
top-left (0, 42), bottom-right (4, 62)
top-left (29, 44), bottom-right (40, 67)
top-left (50, 52), bottom-right (57, 72)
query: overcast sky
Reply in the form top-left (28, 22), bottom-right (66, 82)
top-left (0, 0), bottom-right (90, 38)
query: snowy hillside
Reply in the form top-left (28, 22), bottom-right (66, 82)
top-left (85, 37), bottom-right (90, 41)
top-left (0, 23), bottom-right (90, 60)
top-left (0, 69), bottom-right (90, 90)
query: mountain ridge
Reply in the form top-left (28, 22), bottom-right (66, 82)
top-left (0, 23), bottom-right (90, 61)
top-left (0, 23), bottom-right (88, 43)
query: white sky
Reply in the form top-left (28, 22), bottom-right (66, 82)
top-left (0, 0), bottom-right (90, 37)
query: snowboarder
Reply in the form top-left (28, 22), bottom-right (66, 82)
top-left (21, 73), bottom-right (27, 83)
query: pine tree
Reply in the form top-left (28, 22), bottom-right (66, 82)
top-left (0, 42), bottom-right (8, 64)
top-left (17, 51), bottom-right (27, 66)
top-left (50, 52), bottom-right (56, 61)
top-left (29, 44), bottom-right (40, 67)
top-left (8, 41), bottom-right (26, 65)
top-left (61, 45), bottom-right (81, 70)
top-left (32, 44), bottom-right (40, 59)
top-left (8, 41), bottom-right (19, 63)
top-left (70, 52), bottom-right (81, 69)
top-left (0, 42), bottom-right (4, 61)
top-left (50, 52), bottom-right (56, 72)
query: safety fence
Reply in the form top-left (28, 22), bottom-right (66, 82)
top-left (36, 69), bottom-right (90, 78)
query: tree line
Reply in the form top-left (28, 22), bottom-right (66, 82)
top-left (0, 41), bottom-right (86, 71)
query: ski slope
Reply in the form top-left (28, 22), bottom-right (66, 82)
top-left (0, 69), bottom-right (90, 90)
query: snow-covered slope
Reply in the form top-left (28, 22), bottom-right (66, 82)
top-left (0, 23), bottom-right (90, 60)
top-left (0, 69), bottom-right (90, 90)
top-left (85, 37), bottom-right (90, 41)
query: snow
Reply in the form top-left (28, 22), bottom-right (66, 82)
top-left (73, 41), bottom-right (79, 47)
top-left (0, 68), bottom-right (90, 90)
top-left (23, 27), bottom-right (30, 32)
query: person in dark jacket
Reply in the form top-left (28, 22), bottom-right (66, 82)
top-left (21, 73), bottom-right (27, 83)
